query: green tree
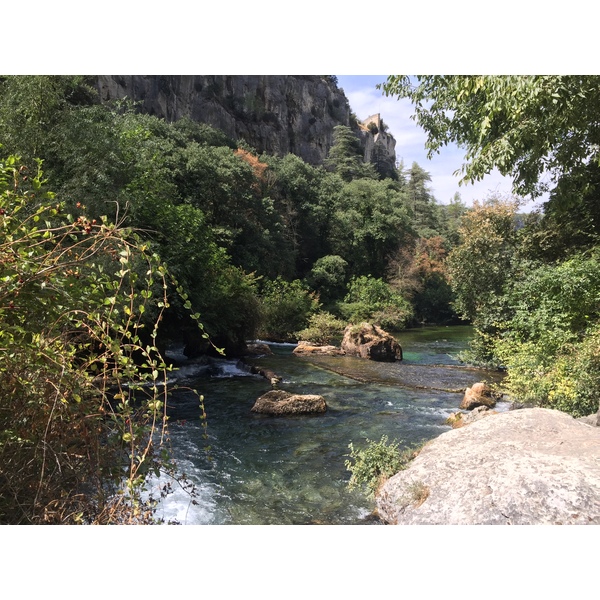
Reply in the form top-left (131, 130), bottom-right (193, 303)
top-left (31, 102), bottom-right (265, 355)
top-left (305, 254), bottom-right (349, 308)
top-left (493, 251), bottom-right (600, 416)
top-left (380, 75), bottom-right (600, 198)
top-left (447, 197), bottom-right (520, 323)
top-left (406, 162), bottom-right (442, 237)
top-left (438, 192), bottom-right (468, 246)
top-left (330, 178), bottom-right (413, 278)
top-left (0, 75), bottom-right (96, 166)
top-left (325, 125), bottom-right (377, 182)
top-left (265, 153), bottom-right (340, 277)
top-left (446, 197), bottom-right (521, 363)
top-left (339, 275), bottom-right (413, 330)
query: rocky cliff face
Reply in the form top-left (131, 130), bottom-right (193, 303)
top-left (96, 75), bottom-right (396, 167)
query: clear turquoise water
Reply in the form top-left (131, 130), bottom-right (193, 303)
top-left (151, 326), bottom-right (505, 524)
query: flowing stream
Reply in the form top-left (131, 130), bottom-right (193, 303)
top-left (151, 325), bottom-right (506, 524)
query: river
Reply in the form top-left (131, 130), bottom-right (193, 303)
top-left (150, 325), bottom-right (507, 524)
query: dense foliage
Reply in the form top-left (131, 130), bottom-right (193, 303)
top-left (0, 155), bottom-right (205, 523)
top-left (381, 75), bottom-right (600, 198)
top-left (295, 311), bottom-right (346, 345)
top-left (0, 76), bottom-right (462, 339)
top-left (339, 275), bottom-right (414, 330)
top-left (383, 75), bottom-right (600, 417)
top-left (447, 199), bottom-right (600, 416)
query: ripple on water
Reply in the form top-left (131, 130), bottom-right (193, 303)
top-left (155, 326), bottom-right (501, 524)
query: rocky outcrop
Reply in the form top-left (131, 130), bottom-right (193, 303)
top-left (251, 390), bottom-right (327, 415)
top-left (376, 408), bottom-right (600, 524)
top-left (341, 323), bottom-right (402, 362)
top-left (95, 75), bottom-right (395, 168)
top-left (293, 341), bottom-right (345, 356)
top-left (358, 114), bottom-right (397, 179)
top-left (460, 382), bottom-right (497, 410)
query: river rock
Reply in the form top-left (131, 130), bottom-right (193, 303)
top-left (293, 341), bottom-right (345, 356)
top-left (341, 323), bottom-right (402, 362)
top-left (376, 408), bottom-right (600, 524)
top-left (460, 382), bottom-right (497, 410)
top-left (251, 390), bottom-right (327, 415)
top-left (248, 366), bottom-right (282, 386)
top-left (446, 406), bottom-right (498, 429)
top-left (244, 342), bottom-right (273, 356)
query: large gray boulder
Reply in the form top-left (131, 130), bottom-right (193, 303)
top-left (341, 323), bottom-right (402, 362)
top-left (376, 408), bottom-right (600, 524)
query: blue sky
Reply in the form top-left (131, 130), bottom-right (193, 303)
top-left (337, 75), bottom-right (546, 211)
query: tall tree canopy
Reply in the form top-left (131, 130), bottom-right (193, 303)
top-left (380, 76), bottom-right (600, 198)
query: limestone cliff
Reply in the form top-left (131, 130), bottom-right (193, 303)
top-left (357, 113), bottom-right (397, 179)
top-left (95, 75), bottom-right (396, 168)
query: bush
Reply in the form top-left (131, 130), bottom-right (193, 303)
top-left (492, 251), bottom-right (600, 416)
top-left (345, 435), bottom-right (415, 497)
top-left (257, 277), bottom-right (320, 342)
top-left (0, 156), bottom-right (196, 523)
top-left (295, 311), bottom-right (346, 345)
top-left (496, 327), bottom-right (600, 418)
top-left (305, 254), bottom-right (348, 307)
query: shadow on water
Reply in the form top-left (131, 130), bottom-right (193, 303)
top-left (152, 326), bottom-right (506, 525)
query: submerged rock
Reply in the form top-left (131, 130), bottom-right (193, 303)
top-left (244, 342), bottom-right (273, 357)
top-left (251, 390), bottom-right (327, 415)
top-left (293, 341), bottom-right (345, 356)
top-left (376, 408), bottom-right (600, 524)
top-left (341, 323), bottom-right (402, 362)
top-left (446, 406), bottom-right (498, 429)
